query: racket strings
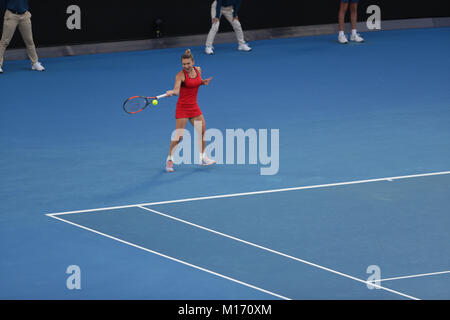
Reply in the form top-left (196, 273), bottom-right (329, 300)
top-left (124, 97), bottom-right (148, 113)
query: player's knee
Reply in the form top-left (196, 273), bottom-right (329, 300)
top-left (172, 135), bottom-right (183, 143)
top-left (171, 128), bottom-right (185, 143)
top-left (232, 20), bottom-right (242, 29)
top-left (211, 22), bottom-right (220, 32)
top-left (0, 39), bottom-right (10, 48)
top-left (171, 136), bottom-right (183, 144)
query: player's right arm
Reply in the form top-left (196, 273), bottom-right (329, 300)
top-left (166, 71), bottom-right (184, 96)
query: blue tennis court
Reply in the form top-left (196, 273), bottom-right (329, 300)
top-left (1, 27), bottom-right (449, 300)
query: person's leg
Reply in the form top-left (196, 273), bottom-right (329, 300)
top-left (189, 115), bottom-right (206, 155)
top-left (338, 1), bottom-right (349, 43)
top-left (338, 1), bottom-right (349, 32)
top-left (167, 118), bottom-right (188, 171)
top-left (350, 2), bottom-right (358, 31)
top-left (205, 1), bottom-right (220, 53)
top-left (169, 118), bottom-right (189, 157)
top-left (221, 7), bottom-right (246, 46)
top-left (349, 1), bottom-right (364, 42)
top-left (17, 11), bottom-right (40, 66)
top-left (0, 10), bottom-right (20, 68)
top-left (189, 115), bottom-right (215, 165)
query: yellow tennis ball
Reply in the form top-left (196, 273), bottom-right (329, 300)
top-left (152, 99), bottom-right (158, 106)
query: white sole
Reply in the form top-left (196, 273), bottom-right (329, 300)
top-left (200, 162), bottom-right (216, 166)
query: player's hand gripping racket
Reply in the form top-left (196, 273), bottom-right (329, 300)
top-left (123, 94), bottom-right (168, 114)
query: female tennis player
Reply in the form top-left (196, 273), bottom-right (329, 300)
top-left (164, 49), bottom-right (215, 172)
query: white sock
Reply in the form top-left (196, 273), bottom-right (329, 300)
top-left (352, 29), bottom-right (357, 36)
top-left (339, 31), bottom-right (345, 37)
top-left (167, 155), bottom-right (173, 161)
top-left (200, 153), bottom-right (206, 161)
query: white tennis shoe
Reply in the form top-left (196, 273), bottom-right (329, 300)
top-left (338, 33), bottom-right (348, 44)
top-left (350, 33), bottom-right (364, 43)
top-left (32, 61), bottom-right (45, 71)
top-left (201, 155), bottom-right (216, 166)
top-left (238, 43), bottom-right (252, 51)
top-left (205, 46), bottom-right (214, 55)
top-left (166, 159), bottom-right (174, 172)
top-left (0, 66), bottom-right (3, 73)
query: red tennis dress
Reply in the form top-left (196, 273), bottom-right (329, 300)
top-left (175, 67), bottom-right (203, 119)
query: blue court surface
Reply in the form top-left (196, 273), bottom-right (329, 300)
top-left (1, 27), bottom-right (449, 300)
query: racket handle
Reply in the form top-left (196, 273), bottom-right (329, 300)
top-left (156, 93), bottom-right (168, 100)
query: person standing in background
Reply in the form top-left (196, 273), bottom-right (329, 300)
top-left (0, 0), bottom-right (45, 73)
top-left (338, 0), bottom-right (364, 44)
top-left (205, 0), bottom-right (252, 55)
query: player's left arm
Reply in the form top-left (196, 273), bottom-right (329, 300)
top-left (197, 66), bottom-right (213, 85)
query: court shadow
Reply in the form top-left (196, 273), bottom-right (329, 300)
top-left (102, 165), bottom-right (214, 202)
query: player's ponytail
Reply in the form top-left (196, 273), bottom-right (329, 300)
top-left (182, 49), bottom-right (194, 61)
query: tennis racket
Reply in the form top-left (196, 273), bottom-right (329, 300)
top-left (123, 93), bottom-right (168, 114)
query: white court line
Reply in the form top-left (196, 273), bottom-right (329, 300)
top-left (45, 170), bottom-right (450, 299)
top-left (46, 214), bottom-right (291, 300)
top-left (379, 271), bottom-right (450, 282)
top-left (46, 170), bottom-right (450, 216)
top-left (137, 205), bottom-right (419, 300)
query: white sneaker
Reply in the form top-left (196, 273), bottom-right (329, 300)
top-left (205, 46), bottom-right (214, 55)
top-left (32, 61), bottom-right (45, 71)
top-left (0, 66), bottom-right (3, 73)
top-left (238, 43), bottom-right (251, 51)
top-left (166, 159), bottom-right (174, 172)
top-left (350, 33), bottom-right (364, 43)
top-left (200, 155), bottom-right (216, 166)
top-left (338, 33), bottom-right (348, 44)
